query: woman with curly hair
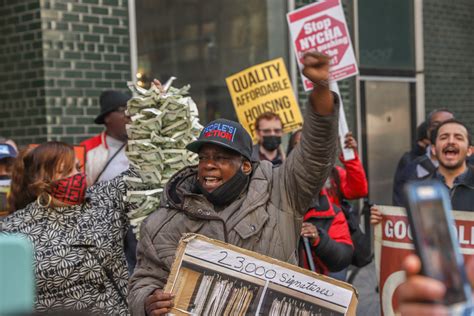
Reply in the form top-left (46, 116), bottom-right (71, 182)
top-left (2, 141), bottom-right (131, 315)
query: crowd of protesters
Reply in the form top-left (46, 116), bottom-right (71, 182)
top-left (372, 112), bottom-right (474, 222)
top-left (0, 50), bottom-right (472, 316)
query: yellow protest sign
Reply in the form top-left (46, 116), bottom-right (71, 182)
top-left (225, 58), bottom-right (303, 142)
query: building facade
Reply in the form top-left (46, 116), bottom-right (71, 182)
top-left (0, 0), bottom-right (130, 145)
top-left (0, 0), bottom-right (473, 204)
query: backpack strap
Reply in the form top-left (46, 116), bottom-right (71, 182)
top-left (417, 156), bottom-right (437, 174)
top-left (93, 142), bottom-right (126, 185)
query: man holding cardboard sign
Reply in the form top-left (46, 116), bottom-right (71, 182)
top-left (128, 52), bottom-right (338, 316)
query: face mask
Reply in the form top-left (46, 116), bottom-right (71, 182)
top-left (262, 136), bottom-right (281, 151)
top-left (51, 173), bottom-right (87, 206)
top-left (197, 167), bottom-right (249, 207)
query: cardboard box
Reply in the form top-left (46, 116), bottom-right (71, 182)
top-left (164, 234), bottom-right (358, 315)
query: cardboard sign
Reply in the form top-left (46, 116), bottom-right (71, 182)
top-left (225, 58), bottom-right (303, 143)
top-left (287, 0), bottom-right (358, 91)
top-left (374, 206), bottom-right (474, 316)
top-left (165, 234), bottom-right (358, 315)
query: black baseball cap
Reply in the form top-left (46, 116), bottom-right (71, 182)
top-left (186, 119), bottom-right (253, 161)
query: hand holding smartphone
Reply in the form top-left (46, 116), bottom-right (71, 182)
top-left (405, 180), bottom-right (472, 310)
top-left (0, 233), bottom-right (35, 314)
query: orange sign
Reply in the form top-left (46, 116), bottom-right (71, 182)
top-left (74, 145), bottom-right (86, 173)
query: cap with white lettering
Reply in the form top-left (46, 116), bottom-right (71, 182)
top-left (186, 119), bottom-right (253, 161)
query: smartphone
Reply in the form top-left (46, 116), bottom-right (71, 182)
top-left (405, 180), bottom-right (472, 308)
top-left (0, 233), bottom-right (35, 315)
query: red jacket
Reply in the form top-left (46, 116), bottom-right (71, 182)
top-left (327, 152), bottom-right (368, 207)
top-left (299, 190), bottom-right (353, 275)
top-left (80, 132), bottom-right (109, 186)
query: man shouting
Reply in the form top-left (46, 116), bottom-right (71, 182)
top-left (128, 52), bottom-right (339, 316)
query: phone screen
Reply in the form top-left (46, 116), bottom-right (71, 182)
top-left (414, 198), bottom-right (467, 305)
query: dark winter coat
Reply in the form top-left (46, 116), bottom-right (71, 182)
top-left (128, 105), bottom-right (339, 316)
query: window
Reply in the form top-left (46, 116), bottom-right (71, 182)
top-left (135, 0), bottom-right (289, 124)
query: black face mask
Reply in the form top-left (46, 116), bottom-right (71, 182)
top-left (262, 135), bottom-right (281, 151)
top-left (197, 167), bottom-right (249, 207)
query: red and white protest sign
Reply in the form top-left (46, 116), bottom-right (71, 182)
top-left (374, 206), bottom-right (474, 316)
top-left (287, 0), bottom-right (358, 91)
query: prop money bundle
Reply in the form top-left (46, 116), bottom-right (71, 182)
top-left (125, 80), bottom-right (202, 234)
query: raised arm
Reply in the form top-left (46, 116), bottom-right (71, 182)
top-left (304, 52), bottom-right (335, 115)
top-left (277, 52), bottom-right (338, 214)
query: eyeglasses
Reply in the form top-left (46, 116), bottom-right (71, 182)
top-left (198, 154), bottom-right (240, 166)
top-left (114, 107), bottom-right (127, 114)
top-left (258, 128), bottom-right (283, 135)
top-left (114, 107), bottom-right (130, 118)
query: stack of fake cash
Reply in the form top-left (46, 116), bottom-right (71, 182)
top-left (125, 80), bottom-right (203, 235)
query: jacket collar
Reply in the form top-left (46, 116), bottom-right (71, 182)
top-left (101, 131), bottom-right (109, 149)
top-left (162, 163), bottom-right (270, 220)
top-left (228, 162), bottom-right (270, 222)
top-left (456, 165), bottom-right (474, 187)
top-left (434, 165), bottom-right (474, 188)
top-left (252, 144), bottom-right (283, 166)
